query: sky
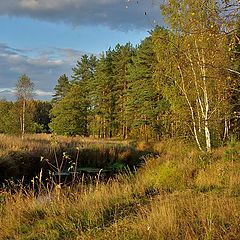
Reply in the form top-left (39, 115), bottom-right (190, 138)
top-left (0, 0), bottom-right (163, 101)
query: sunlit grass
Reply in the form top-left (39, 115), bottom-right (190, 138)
top-left (0, 134), bottom-right (144, 183)
top-left (1, 136), bottom-right (240, 239)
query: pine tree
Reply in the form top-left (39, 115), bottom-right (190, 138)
top-left (112, 43), bottom-right (135, 139)
top-left (49, 85), bottom-right (89, 136)
top-left (71, 54), bottom-right (97, 136)
top-left (52, 74), bottom-right (71, 103)
top-left (92, 50), bottom-right (116, 138)
top-left (33, 100), bottom-right (52, 133)
top-left (127, 34), bottom-right (167, 140)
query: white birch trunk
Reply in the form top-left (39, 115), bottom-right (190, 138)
top-left (177, 64), bottom-right (203, 151)
top-left (201, 49), bottom-right (211, 152)
top-left (22, 99), bottom-right (26, 139)
top-left (195, 40), bottom-right (212, 152)
top-left (204, 119), bottom-right (211, 152)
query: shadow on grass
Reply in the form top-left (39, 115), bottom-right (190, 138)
top-left (0, 141), bottom-right (154, 186)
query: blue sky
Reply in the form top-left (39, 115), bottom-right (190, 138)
top-left (0, 0), bottom-right (162, 100)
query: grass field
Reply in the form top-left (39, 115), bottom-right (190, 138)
top-left (1, 135), bottom-right (240, 239)
top-left (0, 134), bottom-right (151, 183)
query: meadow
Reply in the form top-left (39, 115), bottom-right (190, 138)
top-left (1, 135), bottom-right (240, 239)
top-left (0, 134), bottom-right (149, 184)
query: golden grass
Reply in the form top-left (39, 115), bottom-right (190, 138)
top-left (1, 136), bottom-right (240, 239)
top-left (0, 134), bottom-right (142, 183)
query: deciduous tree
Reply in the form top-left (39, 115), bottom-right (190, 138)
top-left (156, 0), bottom-right (237, 151)
top-left (15, 74), bottom-right (34, 138)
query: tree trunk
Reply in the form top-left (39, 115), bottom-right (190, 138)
top-left (223, 117), bottom-right (229, 141)
top-left (204, 120), bottom-right (211, 152)
top-left (177, 64), bottom-right (203, 151)
top-left (201, 49), bottom-right (211, 152)
top-left (22, 99), bottom-right (26, 139)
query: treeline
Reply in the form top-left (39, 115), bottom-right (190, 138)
top-left (50, 37), bottom-right (165, 140)
top-left (50, 2), bottom-right (240, 151)
top-left (0, 99), bottom-right (51, 134)
top-left (0, 0), bottom-right (239, 151)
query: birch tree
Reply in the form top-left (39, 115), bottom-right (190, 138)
top-left (154, 0), bottom-right (238, 151)
top-left (16, 74), bottom-right (34, 139)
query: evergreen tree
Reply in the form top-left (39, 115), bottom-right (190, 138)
top-left (72, 54), bottom-right (97, 84)
top-left (33, 101), bottom-right (52, 133)
top-left (92, 50), bottom-right (115, 138)
top-left (3, 103), bottom-right (22, 134)
top-left (0, 100), bottom-right (13, 133)
top-left (127, 33), bottom-right (169, 140)
top-left (71, 54), bottom-right (97, 135)
top-left (112, 43), bottom-right (135, 139)
top-left (52, 74), bottom-right (71, 103)
top-left (49, 85), bottom-right (88, 136)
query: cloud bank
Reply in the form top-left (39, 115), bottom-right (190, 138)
top-left (0, 43), bottom-right (85, 100)
top-left (0, 0), bottom-right (162, 30)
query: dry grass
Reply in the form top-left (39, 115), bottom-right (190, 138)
top-left (1, 136), bottom-right (240, 239)
top-left (0, 134), bottom-right (144, 183)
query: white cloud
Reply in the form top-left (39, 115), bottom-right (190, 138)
top-left (0, 43), bottom-right (87, 100)
top-left (0, 87), bottom-right (53, 100)
top-left (34, 89), bottom-right (53, 96)
top-left (0, 88), bottom-right (15, 93)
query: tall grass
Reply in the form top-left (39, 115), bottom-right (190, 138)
top-left (0, 134), bottom-right (146, 183)
top-left (1, 136), bottom-right (240, 239)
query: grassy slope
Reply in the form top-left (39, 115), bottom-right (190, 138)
top-left (1, 137), bottom-right (240, 239)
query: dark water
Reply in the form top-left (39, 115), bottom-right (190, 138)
top-left (0, 147), bottom-right (152, 188)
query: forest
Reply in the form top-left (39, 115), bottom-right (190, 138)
top-left (0, 0), bottom-right (239, 153)
top-left (1, 0), bottom-right (240, 239)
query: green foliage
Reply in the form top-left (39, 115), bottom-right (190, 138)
top-left (91, 50), bottom-right (116, 138)
top-left (0, 100), bottom-right (52, 135)
top-left (72, 54), bottom-right (97, 84)
top-left (71, 54), bottom-right (97, 136)
top-left (33, 101), bottom-right (52, 133)
top-left (127, 32), bottom-right (170, 139)
top-left (52, 74), bottom-right (71, 103)
top-left (49, 85), bottom-right (89, 136)
top-left (112, 43), bottom-right (135, 138)
top-left (224, 135), bottom-right (240, 162)
top-left (46, 10), bottom-right (239, 143)
top-left (0, 1), bottom-right (236, 143)
top-left (0, 100), bottom-right (14, 133)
